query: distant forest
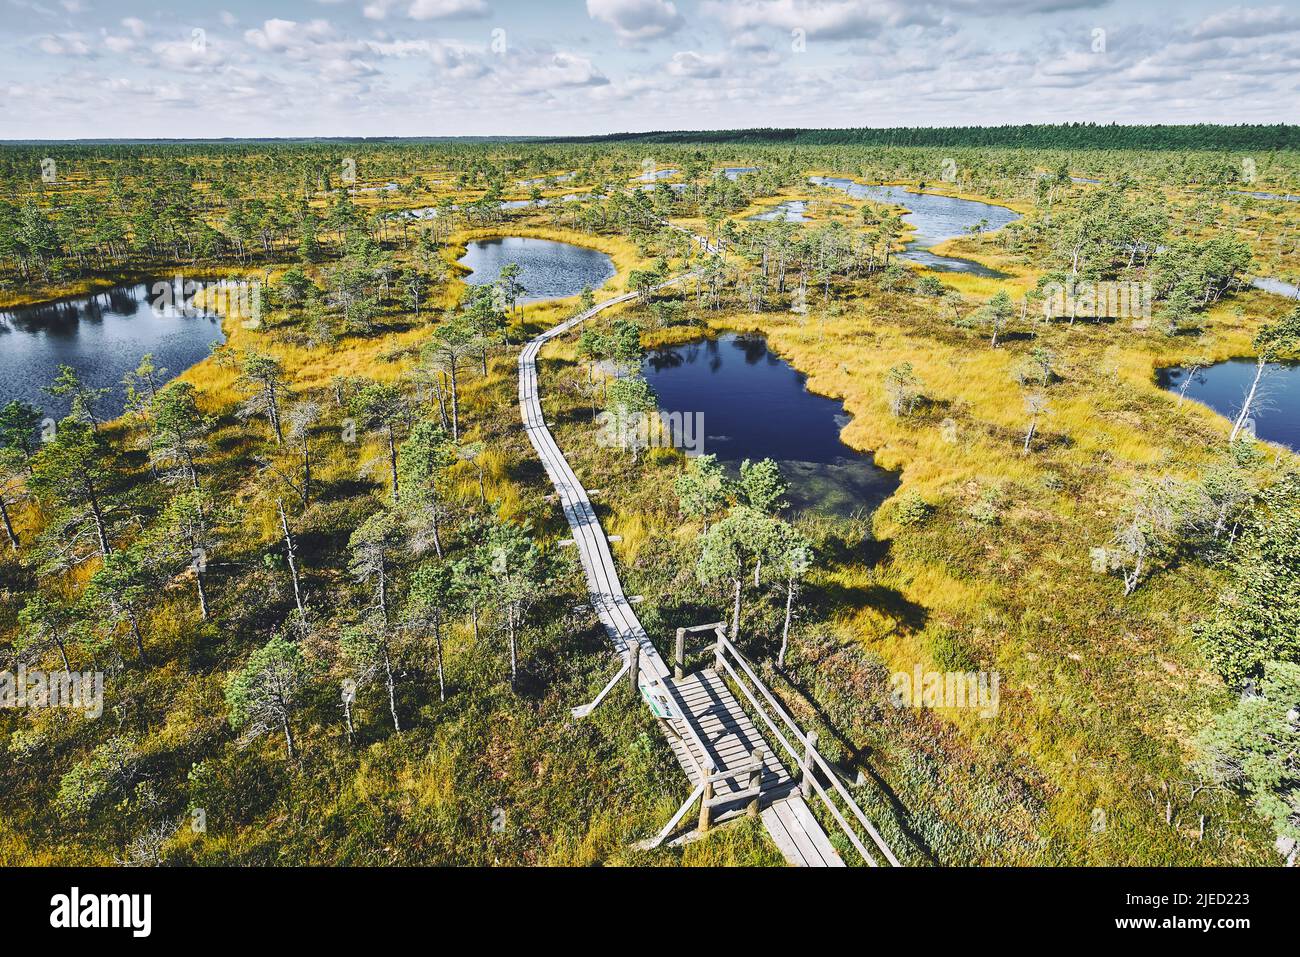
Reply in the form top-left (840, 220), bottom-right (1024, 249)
top-left (5, 125), bottom-right (1296, 153)
top-left (552, 124), bottom-right (1300, 151)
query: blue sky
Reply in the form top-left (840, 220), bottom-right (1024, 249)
top-left (2, 0), bottom-right (1298, 138)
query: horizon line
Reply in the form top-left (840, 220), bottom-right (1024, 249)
top-left (3, 121), bottom-right (1298, 146)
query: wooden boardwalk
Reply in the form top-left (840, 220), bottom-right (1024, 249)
top-left (661, 670), bottom-right (791, 801)
top-left (518, 286), bottom-right (846, 866)
top-left (658, 669), bottom-right (845, 866)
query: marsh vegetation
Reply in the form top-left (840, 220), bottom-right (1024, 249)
top-left (0, 129), bottom-right (1297, 866)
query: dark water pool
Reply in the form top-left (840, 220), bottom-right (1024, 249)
top-left (0, 277), bottom-right (225, 420)
top-left (809, 176), bottom-right (1019, 276)
top-left (642, 332), bottom-right (899, 515)
top-left (1158, 360), bottom-right (1300, 450)
top-left (458, 237), bottom-right (616, 304)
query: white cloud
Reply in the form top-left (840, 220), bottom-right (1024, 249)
top-left (587, 0), bottom-right (685, 41)
top-left (666, 50), bottom-right (727, 77)
top-left (944, 0), bottom-right (1109, 11)
top-left (702, 0), bottom-right (936, 41)
top-left (244, 18), bottom-right (339, 55)
top-left (510, 51), bottom-right (609, 93)
top-left (38, 33), bottom-right (95, 57)
top-left (1192, 5), bottom-right (1300, 40)
top-left (151, 38), bottom-right (230, 72)
top-left (11, 0), bottom-right (1300, 136)
top-left (729, 30), bottom-right (771, 52)
top-left (1124, 59), bottom-right (1190, 84)
top-left (1037, 50), bottom-right (1114, 78)
top-left (427, 42), bottom-right (493, 80)
top-left (320, 57), bottom-right (380, 79)
top-left (244, 19), bottom-right (306, 52)
top-left (702, 0), bottom-right (1110, 43)
top-left (363, 0), bottom-right (489, 20)
top-left (409, 0), bottom-right (489, 18)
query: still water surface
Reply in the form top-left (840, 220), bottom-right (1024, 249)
top-left (1158, 360), bottom-right (1300, 451)
top-left (458, 237), bottom-right (617, 304)
top-left (0, 277), bottom-right (225, 419)
top-left (643, 332), bottom-right (899, 515)
top-left (809, 176), bottom-right (1020, 276)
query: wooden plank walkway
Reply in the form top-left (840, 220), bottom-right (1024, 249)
top-left (762, 794), bottom-right (845, 867)
top-left (518, 284), bottom-right (843, 866)
top-left (661, 669), bottom-right (791, 801)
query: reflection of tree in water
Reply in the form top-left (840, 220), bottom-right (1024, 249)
top-left (1164, 367), bottom-right (1207, 392)
top-left (1, 274), bottom-right (227, 421)
top-left (4, 300), bottom-right (89, 335)
top-left (703, 336), bottom-right (723, 372)
top-left (777, 456), bottom-right (900, 519)
top-left (641, 332), bottom-right (902, 514)
top-left (644, 348), bottom-right (685, 372)
top-left (104, 285), bottom-right (147, 317)
top-left (734, 334), bottom-right (769, 365)
top-left (1, 282), bottom-right (153, 335)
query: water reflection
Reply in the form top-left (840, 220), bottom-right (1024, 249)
top-left (809, 176), bottom-right (1019, 276)
top-left (642, 332), bottom-right (899, 515)
top-left (0, 277), bottom-right (225, 419)
top-left (1159, 360), bottom-right (1300, 451)
top-left (458, 236), bottom-right (616, 303)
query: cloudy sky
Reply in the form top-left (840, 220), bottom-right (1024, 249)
top-left (2, 0), bottom-right (1297, 138)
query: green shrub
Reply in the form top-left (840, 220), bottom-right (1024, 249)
top-left (894, 491), bottom-right (933, 527)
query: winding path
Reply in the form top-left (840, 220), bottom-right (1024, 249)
top-left (518, 287), bottom-right (669, 681)
top-left (517, 276), bottom-right (846, 866)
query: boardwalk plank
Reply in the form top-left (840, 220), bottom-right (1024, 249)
top-left (786, 795), bottom-right (847, 867)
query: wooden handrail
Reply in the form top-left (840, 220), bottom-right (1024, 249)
top-left (716, 655), bottom-right (802, 772)
top-left (710, 627), bottom-right (901, 867)
top-left (654, 677), bottom-right (717, 777)
top-left (802, 767), bottom-right (881, 867)
top-left (659, 715), bottom-right (708, 785)
top-left (674, 621), bottom-right (726, 679)
top-left (714, 630), bottom-right (802, 737)
top-left (805, 746), bottom-right (901, 866)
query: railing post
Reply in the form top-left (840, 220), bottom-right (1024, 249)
top-left (628, 640), bottom-right (641, 695)
top-left (800, 730), bottom-right (818, 796)
top-left (748, 747), bottom-right (765, 819)
top-left (699, 774), bottom-right (714, 834)
top-left (713, 626), bottom-right (725, 671)
top-left (674, 627), bottom-right (686, 679)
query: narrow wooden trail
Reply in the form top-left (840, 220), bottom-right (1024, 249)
top-left (517, 282), bottom-right (851, 866)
